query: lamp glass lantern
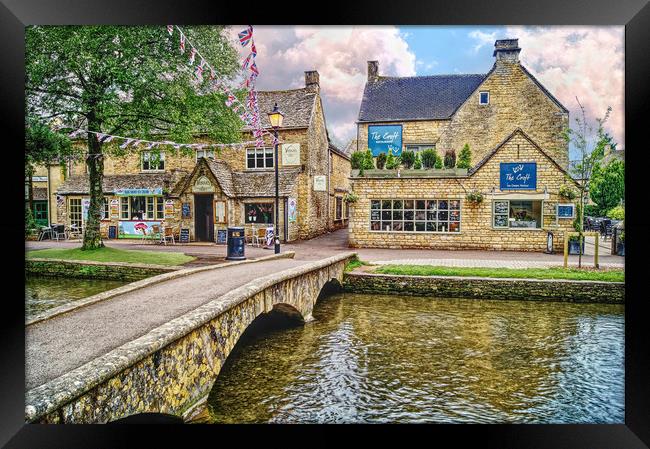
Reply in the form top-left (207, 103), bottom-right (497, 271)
top-left (268, 103), bottom-right (284, 129)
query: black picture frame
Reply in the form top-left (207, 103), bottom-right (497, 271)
top-left (6, 0), bottom-right (649, 447)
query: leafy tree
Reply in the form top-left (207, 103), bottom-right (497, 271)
top-left (606, 205), bottom-right (624, 220)
top-left (589, 159), bottom-right (624, 215)
top-left (400, 150), bottom-right (415, 169)
top-left (376, 152), bottom-right (387, 169)
top-left (564, 98), bottom-right (612, 267)
top-left (414, 153), bottom-right (422, 169)
top-left (457, 143), bottom-right (472, 169)
top-left (444, 149), bottom-right (456, 168)
top-left (26, 25), bottom-right (242, 249)
top-left (420, 148), bottom-right (437, 169)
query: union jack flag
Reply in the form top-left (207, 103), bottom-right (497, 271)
top-left (189, 47), bottom-right (196, 64)
top-left (167, 25), bottom-right (174, 36)
top-left (238, 26), bottom-right (253, 46)
top-left (250, 62), bottom-right (259, 76)
top-left (251, 42), bottom-right (257, 57)
top-left (242, 53), bottom-right (252, 70)
top-left (210, 68), bottom-right (216, 80)
top-left (225, 95), bottom-right (236, 107)
top-left (195, 64), bottom-right (203, 81)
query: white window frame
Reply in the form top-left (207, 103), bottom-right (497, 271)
top-left (369, 198), bottom-right (462, 234)
top-left (246, 147), bottom-right (274, 170)
top-left (557, 203), bottom-right (575, 219)
top-left (69, 198), bottom-right (82, 228)
top-left (101, 198), bottom-right (109, 220)
top-left (479, 91), bottom-right (490, 105)
top-left (196, 148), bottom-right (215, 161)
top-left (141, 151), bottom-right (165, 171)
top-left (404, 144), bottom-right (436, 153)
top-left (119, 196), bottom-right (164, 220)
top-left (493, 199), bottom-right (544, 230)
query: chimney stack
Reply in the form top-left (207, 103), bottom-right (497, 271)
top-left (305, 70), bottom-right (319, 90)
top-left (493, 39), bottom-right (521, 63)
top-left (367, 60), bottom-right (379, 82)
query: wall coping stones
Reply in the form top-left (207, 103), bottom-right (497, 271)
top-left (25, 252), bottom-right (296, 326)
top-left (27, 258), bottom-right (185, 271)
top-left (25, 251), bottom-right (356, 422)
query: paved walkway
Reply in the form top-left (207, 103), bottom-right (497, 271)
top-left (26, 257), bottom-right (306, 390)
top-left (26, 228), bottom-right (624, 268)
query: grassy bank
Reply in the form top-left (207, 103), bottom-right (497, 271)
top-left (371, 265), bottom-right (625, 282)
top-left (27, 247), bottom-right (195, 266)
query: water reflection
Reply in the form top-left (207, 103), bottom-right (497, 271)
top-left (207, 293), bottom-right (624, 424)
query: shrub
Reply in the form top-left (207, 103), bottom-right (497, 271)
top-left (584, 204), bottom-right (599, 217)
top-left (385, 152), bottom-right (401, 169)
top-left (25, 207), bottom-right (38, 238)
top-left (363, 149), bottom-right (375, 169)
top-left (350, 151), bottom-right (365, 170)
top-left (457, 144), bottom-right (472, 169)
top-left (465, 190), bottom-right (483, 204)
top-left (343, 192), bottom-right (359, 203)
top-left (434, 158), bottom-right (443, 169)
top-left (619, 231), bottom-right (625, 242)
top-left (376, 152), bottom-right (387, 169)
top-left (420, 148), bottom-right (437, 169)
top-left (606, 205), bottom-right (625, 220)
top-left (559, 184), bottom-right (577, 200)
top-left (444, 149), bottom-right (456, 168)
top-left (414, 153), bottom-right (422, 169)
top-left (400, 150), bottom-right (416, 169)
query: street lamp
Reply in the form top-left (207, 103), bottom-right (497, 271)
top-left (267, 102), bottom-right (284, 254)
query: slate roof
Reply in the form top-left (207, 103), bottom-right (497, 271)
top-left (56, 173), bottom-right (173, 195)
top-left (358, 74), bottom-right (486, 122)
top-left (329, 141), bottom-right (350, 160)
top-left (243, 88), bottom-right (317, 130)
top-left (205, 159), bottom-right (235, 196)
top-left (232, 167), bottom-right (302, 197)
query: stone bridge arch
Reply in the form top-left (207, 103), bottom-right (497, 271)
top-left (26, 253), bottom-right (356, 424)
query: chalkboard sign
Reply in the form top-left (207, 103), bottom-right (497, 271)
top-left (182, 202), bottom-right (191, 218)
top-left (557, 204), bottom-right (575, 219)
top-left (179, 228), bottom-right (190, 243)
top-left (108, 225), bottom-right (117, 239)
top-left (216, 229), bottom-right (227, 244)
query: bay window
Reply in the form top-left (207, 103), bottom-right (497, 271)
top-left (493, 200), bottom-right (542, 229)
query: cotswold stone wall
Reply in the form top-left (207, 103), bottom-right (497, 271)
top-left (25, 253), bottom-right (355, 424)
top-left (438, 61), bottom-right (569, 169)
top-left (348, 130), bottom-right (576, 252)
top-left (357, 120), bottom-right (450, 155)
top-left (329, 151), bottom-right (352, 230)
top-left (343, 272), bottom-right (624, 304)
top-left (26, 259), bottom-right (176, 281)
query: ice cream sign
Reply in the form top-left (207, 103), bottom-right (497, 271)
top-left (368, 125), bottom-right (403, 157)
top-left (500, 163), bottom-right (537, 190)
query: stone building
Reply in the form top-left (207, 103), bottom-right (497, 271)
top-left (349, 39), bottom-right (579, 252)
top-left (44, 70), bottom-right (351, 243)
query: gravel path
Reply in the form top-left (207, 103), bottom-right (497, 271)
top-left (26, 257), bottom-right (306, 390)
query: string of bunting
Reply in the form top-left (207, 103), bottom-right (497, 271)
top-left (168, 25), bottom-right (278, 147)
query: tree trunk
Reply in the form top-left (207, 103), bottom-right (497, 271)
top-left (26, 164), bottom-right (34, 216)
top-left (82, 115), bottom-right (104, 250)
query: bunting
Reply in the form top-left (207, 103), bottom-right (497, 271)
top-left (238, 26), bottom-right (253, 46)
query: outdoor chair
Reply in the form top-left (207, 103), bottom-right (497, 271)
top-left (149, 225), bottom-right (162, 244)
top-left (161, 226), bottom-right (175, 245)
top-left (38, 226), bottom-right (53, 241)
top-left (602, 221), bottom-right (614, 240)
top-left (255, 227), bottom-right (266, 247)
top-left (139, 228), bottom-right (148, 244)
top-left (53, 224), bottom-right (67, 241)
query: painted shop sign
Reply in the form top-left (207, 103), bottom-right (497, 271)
top-left (115, 188), bottom-right (163, 196)
top-left (193, 175), bottom-right (215, 193)
top-left (110, 199), bottom-right (120, 219)
top-left (164, 200), bottom-right (175, 218)
top-left (313, 175), bottom-right (327, 191)
top-left (288, 197), bottom-right (297, 222)
top-left (368, 125), bottom-right (402, 157)
top-left (500, 163), bottom-right (537, 190)
top-left (282, 144), bottom-right (301, 166)
top-left (118, 220), bottom-right (161, 239)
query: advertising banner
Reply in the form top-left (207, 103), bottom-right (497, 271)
top-left (164, 200), bottom-right (175, 218)
top-left (115, 188), bottom-right (163, 196)
top-left (110, 199), bottom-right (120, 219)
top-left (500, 163), bottom-right (537, 190)
top-left (368, 125), bottom-right (402, 157)
top-left (118, 221), bottom-right (161, 239)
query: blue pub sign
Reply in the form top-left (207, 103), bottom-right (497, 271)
top-left (500, 162), bottom-right (537, 190)
top-left (368, 125), bottom-right (403, 157)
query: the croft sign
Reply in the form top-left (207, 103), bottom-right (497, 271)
top-left (368, 125), bottom-right (402, 157)
top-left (500, 162), bottom-right (537, 190)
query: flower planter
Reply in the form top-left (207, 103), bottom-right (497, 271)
top-left (617, 242), bottom-right (625, 256)
top-left (568, 239), bottom-right (585, 255)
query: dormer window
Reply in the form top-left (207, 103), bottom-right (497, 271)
top-left (479, 91), bottom-right (490, 105)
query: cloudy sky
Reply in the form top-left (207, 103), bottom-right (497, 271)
top-left (229, 26), bottom-right (624, 158)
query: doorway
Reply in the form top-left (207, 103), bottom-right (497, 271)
top-left (194, 194), bottom-right (214, 242)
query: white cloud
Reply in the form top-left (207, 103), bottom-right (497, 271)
top-left (229, 25), bottom-right (416, 145)
top-left (468, 30), bottom-right (497, 53)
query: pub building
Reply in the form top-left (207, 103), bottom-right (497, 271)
top-left (348, 39), bottom-right (579, 252)
top-left (48, 70), bottom-right (351, 243)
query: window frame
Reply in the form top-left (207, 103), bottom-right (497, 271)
top-left (196, 148), bottom-right (215, 161)
top-left (404, 144), bottom-right (436, 154)
top-left (69, 198), bottom-right (82, 228)
top-left (246, 147), bottom-right (274, 170)
top-left (335, 196), bottom-right (343, 220)
top-left (479, 91), bottom-right (490, 105)
top-left (101, 198), bottom-right (110, 220)
top-left (119, 196), bottom-right (164, 220)
top-left (369, 198), bottom-right (461, 234)
top-left (492, 199), bottom-right (544, 230)
top-left (141, 150), bottom-right (166, 172)
top-left (244, 202), bottom-right (274, 224)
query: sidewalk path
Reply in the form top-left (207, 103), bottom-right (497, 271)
top-left (26, 257), bottom-right (306, 390)
top-left (366, 258), bottom-right (623, 269)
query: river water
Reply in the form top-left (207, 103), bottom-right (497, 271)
top-left (25, 276), bottom-right (127, 320)
top-left (206, 292), bottom-right (624, 424)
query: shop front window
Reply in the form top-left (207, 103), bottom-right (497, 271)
top-left (69, 198), bottom-right (82, 227)
top-left (493, 200), bottom-right (542, 229)
top-left (119, 196), bottom-right (164, 220)
top-left (370, 198), bottom-right (461, 233)
top-left (245, 203), bottom-right (274, 224)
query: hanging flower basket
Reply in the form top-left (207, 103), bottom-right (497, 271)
top-left (343, 192), bottom-right (359, 204)
top-left (465, 190), bottom-right (483, 205)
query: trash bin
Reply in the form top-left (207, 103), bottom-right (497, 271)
top-left (226, 226), bottom-right (246, 261)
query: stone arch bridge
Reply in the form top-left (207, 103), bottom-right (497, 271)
top-left (25, 252), bottom-right (356, 424)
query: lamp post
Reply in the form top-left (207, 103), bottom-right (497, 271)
top-left (267, 102), bottom-right (284, 254)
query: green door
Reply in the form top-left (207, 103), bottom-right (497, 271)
top-left (32, 201), bottom-right (49, 227)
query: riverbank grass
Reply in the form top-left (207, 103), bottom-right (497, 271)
top-left (371, 265), bottom-right (624, 282)
top-left (27, 247), bottom-right (195, 266)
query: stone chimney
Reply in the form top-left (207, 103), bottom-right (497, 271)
top-left (305, 70), bottom-right (319, 90)
top-left (493, 39), bottom-right (521, 63)
top-left (367, 61), bottom-right (379, 82)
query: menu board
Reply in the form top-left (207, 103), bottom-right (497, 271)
top-left (182, 202), bottom-right (191, 218)
top-left (179, 228), bottom-right (190, 243)
top-left (216, 229), bottom-right (227, 244)
top-left (108, 225), bottom-right (117, 239)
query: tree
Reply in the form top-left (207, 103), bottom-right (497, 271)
top-left (457, 143), bottom-right (472, 169)
top-left (421, 148), bottom-right (437, 169)
top-left (589, 159), bottom-right (624, 215)
top-left (400, 150), bottom-right (415, 169)
top-left (443, 149), bottom-right (456, 168)
top-left (363, 149), bottom-right (375, 169)
top-left (376, 152), bottom-right (387, 169)
top-left (350, 151), bottom-right (366, 170)
top-left (25, 118), bottom-right (75, 214)
top-left (385, 152), bottom-right (401, 169)
top-left (26, 26), bottom-right (242, 249)
top-left (564, 98), bottom-right (612, 267)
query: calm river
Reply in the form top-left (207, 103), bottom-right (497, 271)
top-left (206, 292), bottom-right (624, 424)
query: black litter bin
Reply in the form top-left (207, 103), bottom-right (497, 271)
top-left (226, 226), bottom-right (246, 260)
